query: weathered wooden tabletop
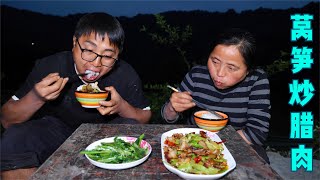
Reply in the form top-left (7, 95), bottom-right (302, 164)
top-left (30, 124), bottom-right (282, 179)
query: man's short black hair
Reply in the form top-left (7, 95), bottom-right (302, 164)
top-left (74, 12), bottom-right (125, 53)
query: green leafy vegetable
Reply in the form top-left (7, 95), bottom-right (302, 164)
top-left (80, 134), bottom-right (148, 164)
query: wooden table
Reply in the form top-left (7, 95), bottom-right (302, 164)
top-left (30, 124), bottom-right (282, 179)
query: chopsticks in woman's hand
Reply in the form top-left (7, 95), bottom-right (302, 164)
top-left (167, 85), bottom-right (223, 119)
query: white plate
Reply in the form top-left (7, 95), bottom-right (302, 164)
top-left (161, 128), bottom-right (236, 179)
top-left (84, 136), bottom-right (152, 170)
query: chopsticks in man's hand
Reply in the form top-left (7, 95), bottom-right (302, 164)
top-left (68, 73), bottom-right (88, 83)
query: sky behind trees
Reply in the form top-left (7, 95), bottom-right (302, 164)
top-left (1, 0), bottom-right (316, 17)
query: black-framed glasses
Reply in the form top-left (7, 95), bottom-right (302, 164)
top-left (76, 39), bottom-right (117, 67)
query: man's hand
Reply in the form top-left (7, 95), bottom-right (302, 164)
top-left (97, 86), bottom-right (125, 116)
top-left (33, 73), bottom-right (69, 102)
top-left (170, 91), bottom-right (196, 113)
top-left (1, 73), bottom-right (68, 128)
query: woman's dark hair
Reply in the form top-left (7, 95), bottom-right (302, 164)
top-left (211, 28), bottom-right (256, 71)
top-left (74, 12), bottom-right (125, 53)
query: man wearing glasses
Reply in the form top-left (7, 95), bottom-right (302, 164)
top-left (1, 12), bottom-right (152, 179)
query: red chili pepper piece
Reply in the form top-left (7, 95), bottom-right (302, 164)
top-left (194, 156), bottom-right (201, 163)
top-left (165, 139), bottom-right (176, 146)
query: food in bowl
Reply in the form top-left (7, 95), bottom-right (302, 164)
top-left (75, 82), bottom-right (109, 108)
top-left (163, 131), bottom-right (228, 175)
top-left (77, 82), bottom-right (103, 93)
top-left (194, 110), bottom-right (228, 132)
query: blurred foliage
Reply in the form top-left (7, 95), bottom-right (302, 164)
top-left (144, 83), bottom-right (178, 124)
top-left (140, 14), bottom-right (193, 70)
top-left (265, 51), bottom-right (290, 75)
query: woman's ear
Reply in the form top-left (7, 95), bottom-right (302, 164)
top-left (72, 37), bottom-right (76, 47)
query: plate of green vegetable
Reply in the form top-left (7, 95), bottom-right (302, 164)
top-left (161, 128), bottom-right (236, 179)
top-left (81, 134), bottom-right (152, 170)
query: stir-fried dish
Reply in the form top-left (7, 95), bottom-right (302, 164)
top-left (163, 131), bottom-right (228, 175)
top-left (80, 134), bottom-right (148, 163)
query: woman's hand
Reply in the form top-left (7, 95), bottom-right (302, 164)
top-left (97, 86), bottom-right (125, 116)
top-left (237, 130), bottom-right (253, 145)
top-left (170, 91), bottom-right (196, 113)
top-left (33, 73), bottom-right (69, 102)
